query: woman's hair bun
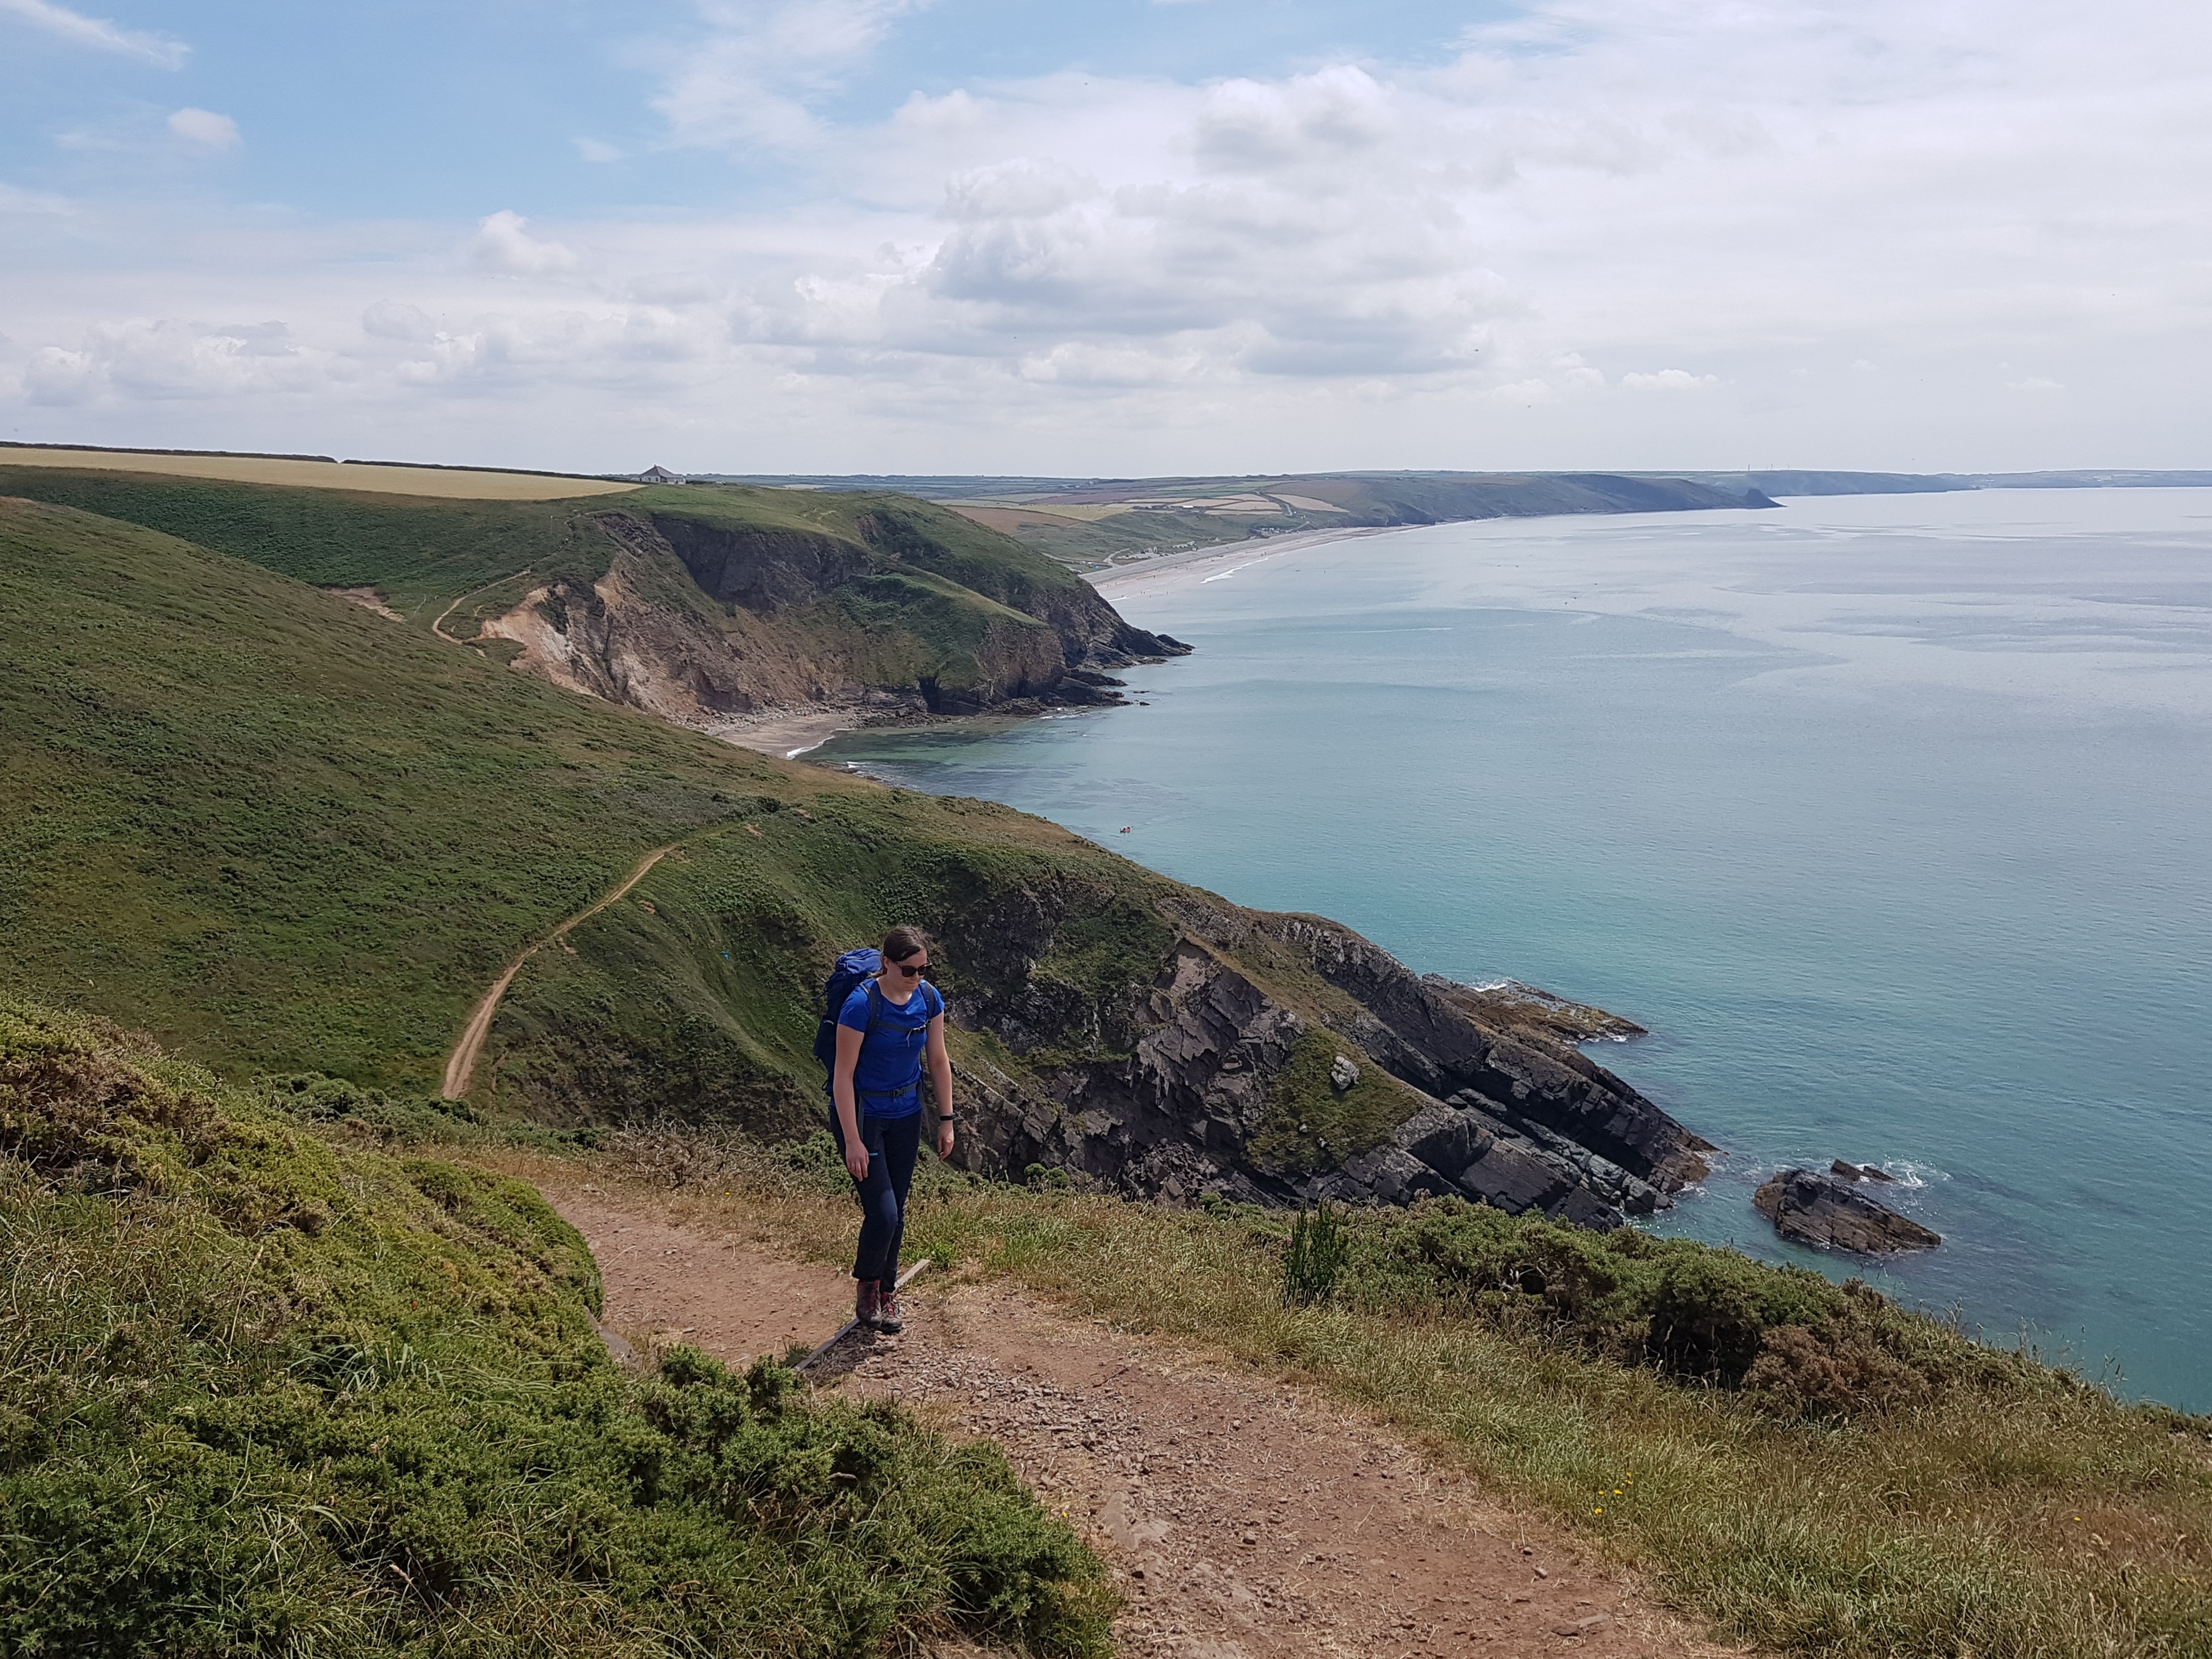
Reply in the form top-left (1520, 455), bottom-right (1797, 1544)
top-left (881, 924), bottom-right (933, 964)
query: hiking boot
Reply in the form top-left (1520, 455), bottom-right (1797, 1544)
top-left (872, 1289), bottom-right (904, 1335)
top-left (854, 1281), bottom-right (879, 1328)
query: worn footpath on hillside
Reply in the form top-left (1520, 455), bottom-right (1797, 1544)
top-left (546, 1182), bottom-right (1742, 1659)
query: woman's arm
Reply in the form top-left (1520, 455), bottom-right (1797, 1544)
top-left (834, 1022), bottom-right (868, 1180)
top-left (926, 1013), bottom-right (955, 1160)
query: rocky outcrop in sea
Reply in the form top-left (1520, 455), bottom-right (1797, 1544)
top-left (1753, 1168), bottom-right (1941, 1253)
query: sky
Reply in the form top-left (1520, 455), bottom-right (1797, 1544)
top-left (2, 0), bottom-right (2207, 477)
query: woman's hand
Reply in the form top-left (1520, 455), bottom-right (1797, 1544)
top-left (833, 1023), bottom-right (868, 1181)
top-left (926, 1013), bottom-right (955, 1163)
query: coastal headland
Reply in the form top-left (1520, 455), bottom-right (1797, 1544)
top-left (4, 452), bottom-right (2208, 1657)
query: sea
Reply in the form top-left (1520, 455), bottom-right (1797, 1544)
top-left (813, 488), bottom-right (2212, 1411)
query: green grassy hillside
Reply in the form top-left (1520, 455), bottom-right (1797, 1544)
top-left (0, 467), bottom-right (1173, 715)
top-left (0, 465), bottom-right (611, 619)
top-left (743, 471), bottom-right (1773, 569)
top-left (0, 488), bottom-right (1670, 1206)
top-left (0, 493), bottom-right (1200, 1117)
top-left (0, 494), bottom-right (784, 1082)
top-left (0, 1001), bottom-right (1109, 1656)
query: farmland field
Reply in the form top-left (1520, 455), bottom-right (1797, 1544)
top-left (0, 446), bottom-right (639, 500)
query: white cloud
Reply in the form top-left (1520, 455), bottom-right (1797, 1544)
top-left (468, 211), bottom-right (579, 276)
top-left (1490, 378), bottom-right (1560, 404)
top-left (5, 0), bottom-right (2211, 471)
top-left (0, 0), bottom-right (186, 66)
top-left (1554, 353), bottom-right (1605, 388)
top-left (361, 300), bottom-right (437, 343)
top-left (23, 345), bottom-right (97, 405)
top-left (19, 319), bottom-right (339, 405)
top-left (167, 108), bottom-right (240, 151)
top-left (657, 0), bottom-right (931, 150)
top-left (1622, 368), bottom-right (1719, 392)
top-left (0, 182), bottom-right (77, 217)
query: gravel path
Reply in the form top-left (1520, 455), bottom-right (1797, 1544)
top-left (548, 1185), bottom-right (1739, 1659)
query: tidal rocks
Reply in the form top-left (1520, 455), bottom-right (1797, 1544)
top-left (1754, 1169), bottom-right (1940, 1254)
top-left (1830, 1158), bottom-right (1898, 1184)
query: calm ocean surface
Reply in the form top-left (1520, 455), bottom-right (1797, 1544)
top-left (815, 488), bottom-right (2212, 1410)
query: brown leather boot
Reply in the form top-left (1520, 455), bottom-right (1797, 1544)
top-left (854, 1280), bottom-right (879, 1327)
top-left (873, 1287), bottom-right (904, 1334)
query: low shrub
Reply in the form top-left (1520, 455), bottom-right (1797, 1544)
top-left (261, 1071), bottom-right (486, 1145)
top-left (1341, 1196), bottom-right (2011, 1415)
top-left (0, 1002), bottom-right (1111, 1657)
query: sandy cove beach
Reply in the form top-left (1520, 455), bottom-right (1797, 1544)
top-left (712, 705), bottom-right (864, 760)
top-left (1089, 523), bottom-right (1407, 605)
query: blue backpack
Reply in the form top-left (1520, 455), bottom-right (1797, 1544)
top-left (814, 948), bottom-right (882, 1080)
top-left (814, 956), bottom-right (933, 1110)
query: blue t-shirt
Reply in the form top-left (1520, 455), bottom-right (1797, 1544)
top-left (837, 978), bottom-right (942, 1116)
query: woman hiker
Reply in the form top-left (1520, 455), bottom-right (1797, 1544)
top-left (829, 925), bottom-right (954, 1334)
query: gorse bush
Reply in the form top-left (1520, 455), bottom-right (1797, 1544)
top-left (0, 1002), bottom-right (1111, 1657)
top-left (1342, 1198), bottom-right (2021, 1415)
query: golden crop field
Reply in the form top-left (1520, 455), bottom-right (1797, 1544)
top-left (0, 447), bottom-right (640, 501)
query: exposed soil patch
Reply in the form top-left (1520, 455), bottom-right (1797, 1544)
top-left (324, 585), bottom-right (405, 621)
top-left (547, 1185), bottom-right (1739, 1659)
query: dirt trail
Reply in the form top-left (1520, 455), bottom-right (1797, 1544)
top-left (438, 846), bottom-right (674, 1099)
top-left (431, 567), bottom-right (533, 644)
top-left (546, 1184), bottom-right (1739, 1659)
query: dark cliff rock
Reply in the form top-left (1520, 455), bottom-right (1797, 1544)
top-left (930, 886), bottom-right (1713, 1230)
top-left (1754, 1169), bottom-right (1941, 1253)
top-left (649, 514), bottom-right (866, 615)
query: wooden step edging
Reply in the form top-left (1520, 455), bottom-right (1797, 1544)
top-left (794, 1258), bottom-right (934, 1374)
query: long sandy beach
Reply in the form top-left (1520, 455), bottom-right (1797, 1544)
top-left (1089, 524), bottom-right (1407, 605)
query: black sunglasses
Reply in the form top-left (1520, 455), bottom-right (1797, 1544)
top-left (891, 961), bottom-right (930, 978)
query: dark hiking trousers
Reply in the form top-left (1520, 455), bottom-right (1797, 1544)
top-left (829, 1106), bottom-right (921, 1291)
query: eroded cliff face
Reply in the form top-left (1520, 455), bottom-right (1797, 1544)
top-left (929, 886), bottom-right (1713, 1230)
top-left (473, 512), bottom-right (1182, 734)
top-left (477, 562), bottom-right (853, 726)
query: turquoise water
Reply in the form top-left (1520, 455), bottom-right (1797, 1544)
top-left (815, 489), bottom-right (2212, 1410)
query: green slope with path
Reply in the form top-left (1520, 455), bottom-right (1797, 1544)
top-left (0, 494), bottom-right (776, 1083)
top-left (0, 493), bottom-right (1186, 1114)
